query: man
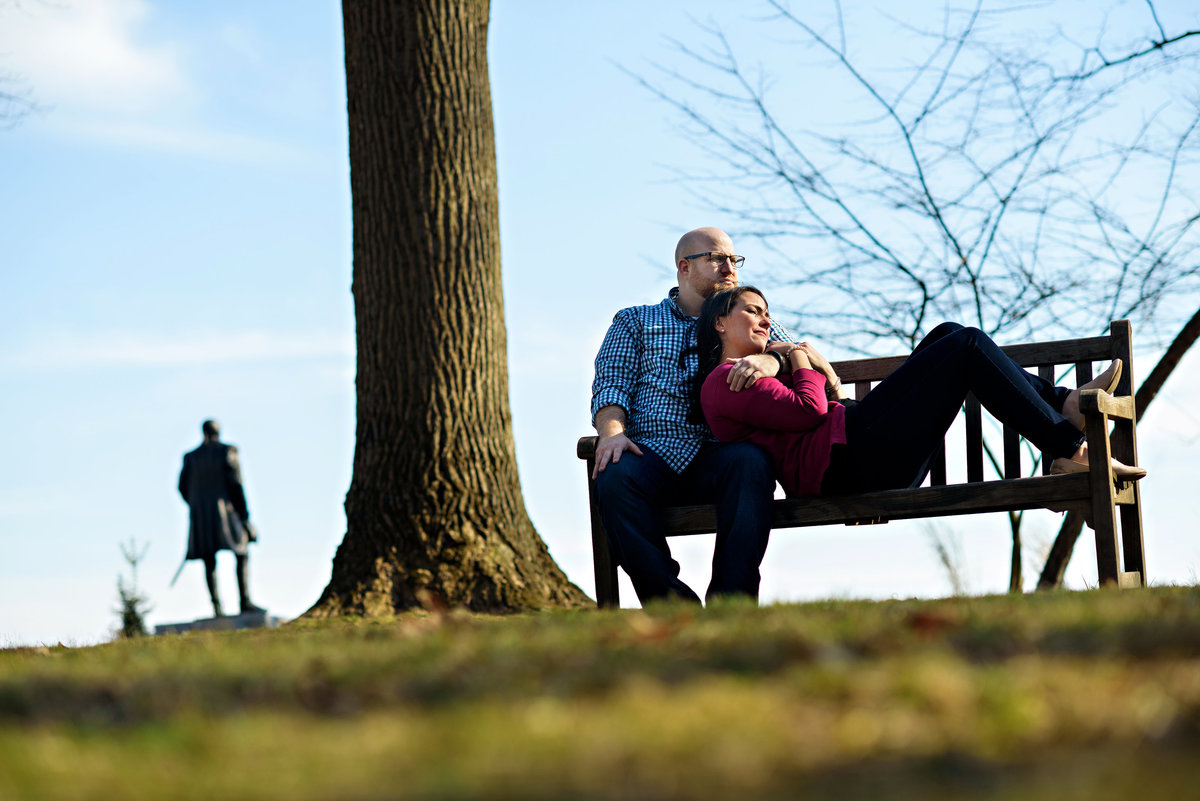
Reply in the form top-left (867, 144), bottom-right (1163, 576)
top-left (591, 227), bottom-right (796, 604)
top-left (178, 419), bottom-right (264, 617)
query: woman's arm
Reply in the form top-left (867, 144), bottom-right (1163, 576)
top-left (703, 364), bottom-right (830, 432)
top-left (767, 341), bottom-right (813, 372)
top-left (791, 342), bottom-right (850, 401)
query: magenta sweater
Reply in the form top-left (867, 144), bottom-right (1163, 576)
top-left (701, 364), bottom-right (848, 497)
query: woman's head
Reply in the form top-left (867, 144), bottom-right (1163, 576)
top-left (697, 285), bottom-right (769, 362)
top-left (688, 285), bottom-right (769, 425)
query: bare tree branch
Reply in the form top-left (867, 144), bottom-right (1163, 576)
top-left (633, 0), bottom-right (1200, 593)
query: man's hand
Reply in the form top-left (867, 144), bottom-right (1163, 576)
top-left (592, 405), bottom-right (642, 478)
top-left (592, 431), bottom-right (644, 478)
top-left (725, 352), bottom-right (779, 392)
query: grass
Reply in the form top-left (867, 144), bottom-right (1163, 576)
top-left (1, 587), bottom-right (1199, 799)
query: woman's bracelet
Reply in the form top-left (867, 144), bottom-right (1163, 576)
top-left (827, 375), bottom-right (843, 396)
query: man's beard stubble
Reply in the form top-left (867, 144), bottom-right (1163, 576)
top-left (702, 280), bottom-right (736, 298)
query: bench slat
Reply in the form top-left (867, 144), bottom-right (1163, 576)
top-left (931, 444), bottom-right (947, 486)
top-left (1039, 364), bottom-right (1056, 475)
top-left (966, 394), bottom-right (984, 483)
top-left (1004, 426), bottom-right (1021, 479)
top-left (830, 334), bottom-right (1116, 384)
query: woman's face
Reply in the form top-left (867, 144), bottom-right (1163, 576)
top-left (717, 292), bottom-right (770, 358)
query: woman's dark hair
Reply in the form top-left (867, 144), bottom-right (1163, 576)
top-left (686, 285), bottom-right (768, 424)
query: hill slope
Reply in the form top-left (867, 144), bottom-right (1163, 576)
top-left (2, 587), bottom-right (1198, 799)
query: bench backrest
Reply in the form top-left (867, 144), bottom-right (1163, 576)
top-left (829, 322), bottom-right (1135, 485)
top-left (578, 320), bottom-right (1137, 487)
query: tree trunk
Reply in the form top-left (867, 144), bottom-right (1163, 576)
top-left (310, 0), bottom-right (588, 615)
top-left (1037, 304), bottom-right (1200, 589)
top-left (1007, 510), bottom-right (1022, 593)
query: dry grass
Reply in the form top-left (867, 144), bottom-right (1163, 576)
top-left (1, 587), bottom-right (1198, 799)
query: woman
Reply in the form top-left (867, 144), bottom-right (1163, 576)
top-left (695, 286), bottom-right (1144, 498)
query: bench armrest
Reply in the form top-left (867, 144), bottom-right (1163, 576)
top-left (1078, 389), bottom-right (1135, 421)
top-left (578, 436), bottom-right (598, 460)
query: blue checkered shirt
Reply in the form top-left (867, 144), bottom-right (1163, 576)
top-left (591, 288), bottom-right (797, 473)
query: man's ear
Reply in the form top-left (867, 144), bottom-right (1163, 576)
top-left (677, 259), bottom-right (690, 280)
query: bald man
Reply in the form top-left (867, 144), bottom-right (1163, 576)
top-left (590, 227), bottom-right (797, 605)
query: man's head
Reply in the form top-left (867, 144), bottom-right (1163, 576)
top-left (202, 419), bottom-right (220, 441)
top-left (674, 227), bottom-right (744, 316)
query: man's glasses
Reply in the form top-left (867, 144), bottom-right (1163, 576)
top-left (685, 252), bottom-right (746, 268)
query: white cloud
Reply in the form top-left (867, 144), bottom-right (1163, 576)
top-left (0, 2), bottom-right (325, 162)
top-left (1, 330), bottom-right (354, 370)
top-left (67, 118), bottom-right (314, 164)
top-left (0, 0), bottom-right (188, 113)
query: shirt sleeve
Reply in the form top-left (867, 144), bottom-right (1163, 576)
top-left (768, 319), bottom-right (799, 345)
top-left (590, 309), bottom-right (641, 424)
top-left (704, 365), bottom-right (830, 432)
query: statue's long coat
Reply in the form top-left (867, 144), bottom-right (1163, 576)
top-left (178, 441), bottom-right (250, 560)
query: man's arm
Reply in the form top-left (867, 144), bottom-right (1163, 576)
top-left (592, 404), bottom-right (644, 479)
top-left (724, 352), bottom-right (783, 392)
top-left (225, 446), bottom-right (250, 521)
top-left (178, 456), bottom-right (190, 503)
top-left (590, 310), bottom-right (645, 477)
top-left (724, 318), bottom-right (800, 391)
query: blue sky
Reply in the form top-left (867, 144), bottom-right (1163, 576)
top-left (2, 0), bottom-right (1198, 646)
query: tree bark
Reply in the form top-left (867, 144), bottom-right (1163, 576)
top-left (310, 0), bottom-right (588, 615)
top-left (1037, 304), bottom-right (1200, 589)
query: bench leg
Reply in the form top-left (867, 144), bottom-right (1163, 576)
top-left (1108, 321), bottom-right (1145, 588)
top-left (585, 461), bottom-right (619, 608)
top-left (1085, 412), bottom-right (1122, 587)
top-left (1120, 485), bottom-right (1146, 582)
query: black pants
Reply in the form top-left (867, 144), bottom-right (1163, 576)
top-left (823, 323), bottom-right (1083, 494)
top-left (595, 441), bottom-right (775, 605)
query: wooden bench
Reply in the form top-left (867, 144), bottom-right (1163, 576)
top-left (578, 321), bottom-right (1146, 608)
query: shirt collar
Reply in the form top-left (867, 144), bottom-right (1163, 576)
top-left (666, 287), bottom-right (694, 322)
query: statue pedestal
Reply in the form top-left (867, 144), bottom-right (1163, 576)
top-left (154, 610), bottom-right (281, 635)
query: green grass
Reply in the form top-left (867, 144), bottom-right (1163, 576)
top-left (2, 587), bottom-right (1199, 799)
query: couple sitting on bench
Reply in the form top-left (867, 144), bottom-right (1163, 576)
top-left (590, 226), bottom-right (1145, 607)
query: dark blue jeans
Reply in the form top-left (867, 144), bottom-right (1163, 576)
top-left (595, 441), bottom-right (775, 605)
top-left (825, 323), bottom-right (1084, 493)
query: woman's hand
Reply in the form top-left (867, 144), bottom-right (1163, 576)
top-left (763, 341), bottom-right (810, 373)
top-left (794, 342), bottom-right (848, 400)
top-left (777, 343), bottom-right (813, 372)
top-left (796, 342), bottom-right (832, 374)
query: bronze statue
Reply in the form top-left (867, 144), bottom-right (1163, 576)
top-left (177, 419), bottom-right (263, 617)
